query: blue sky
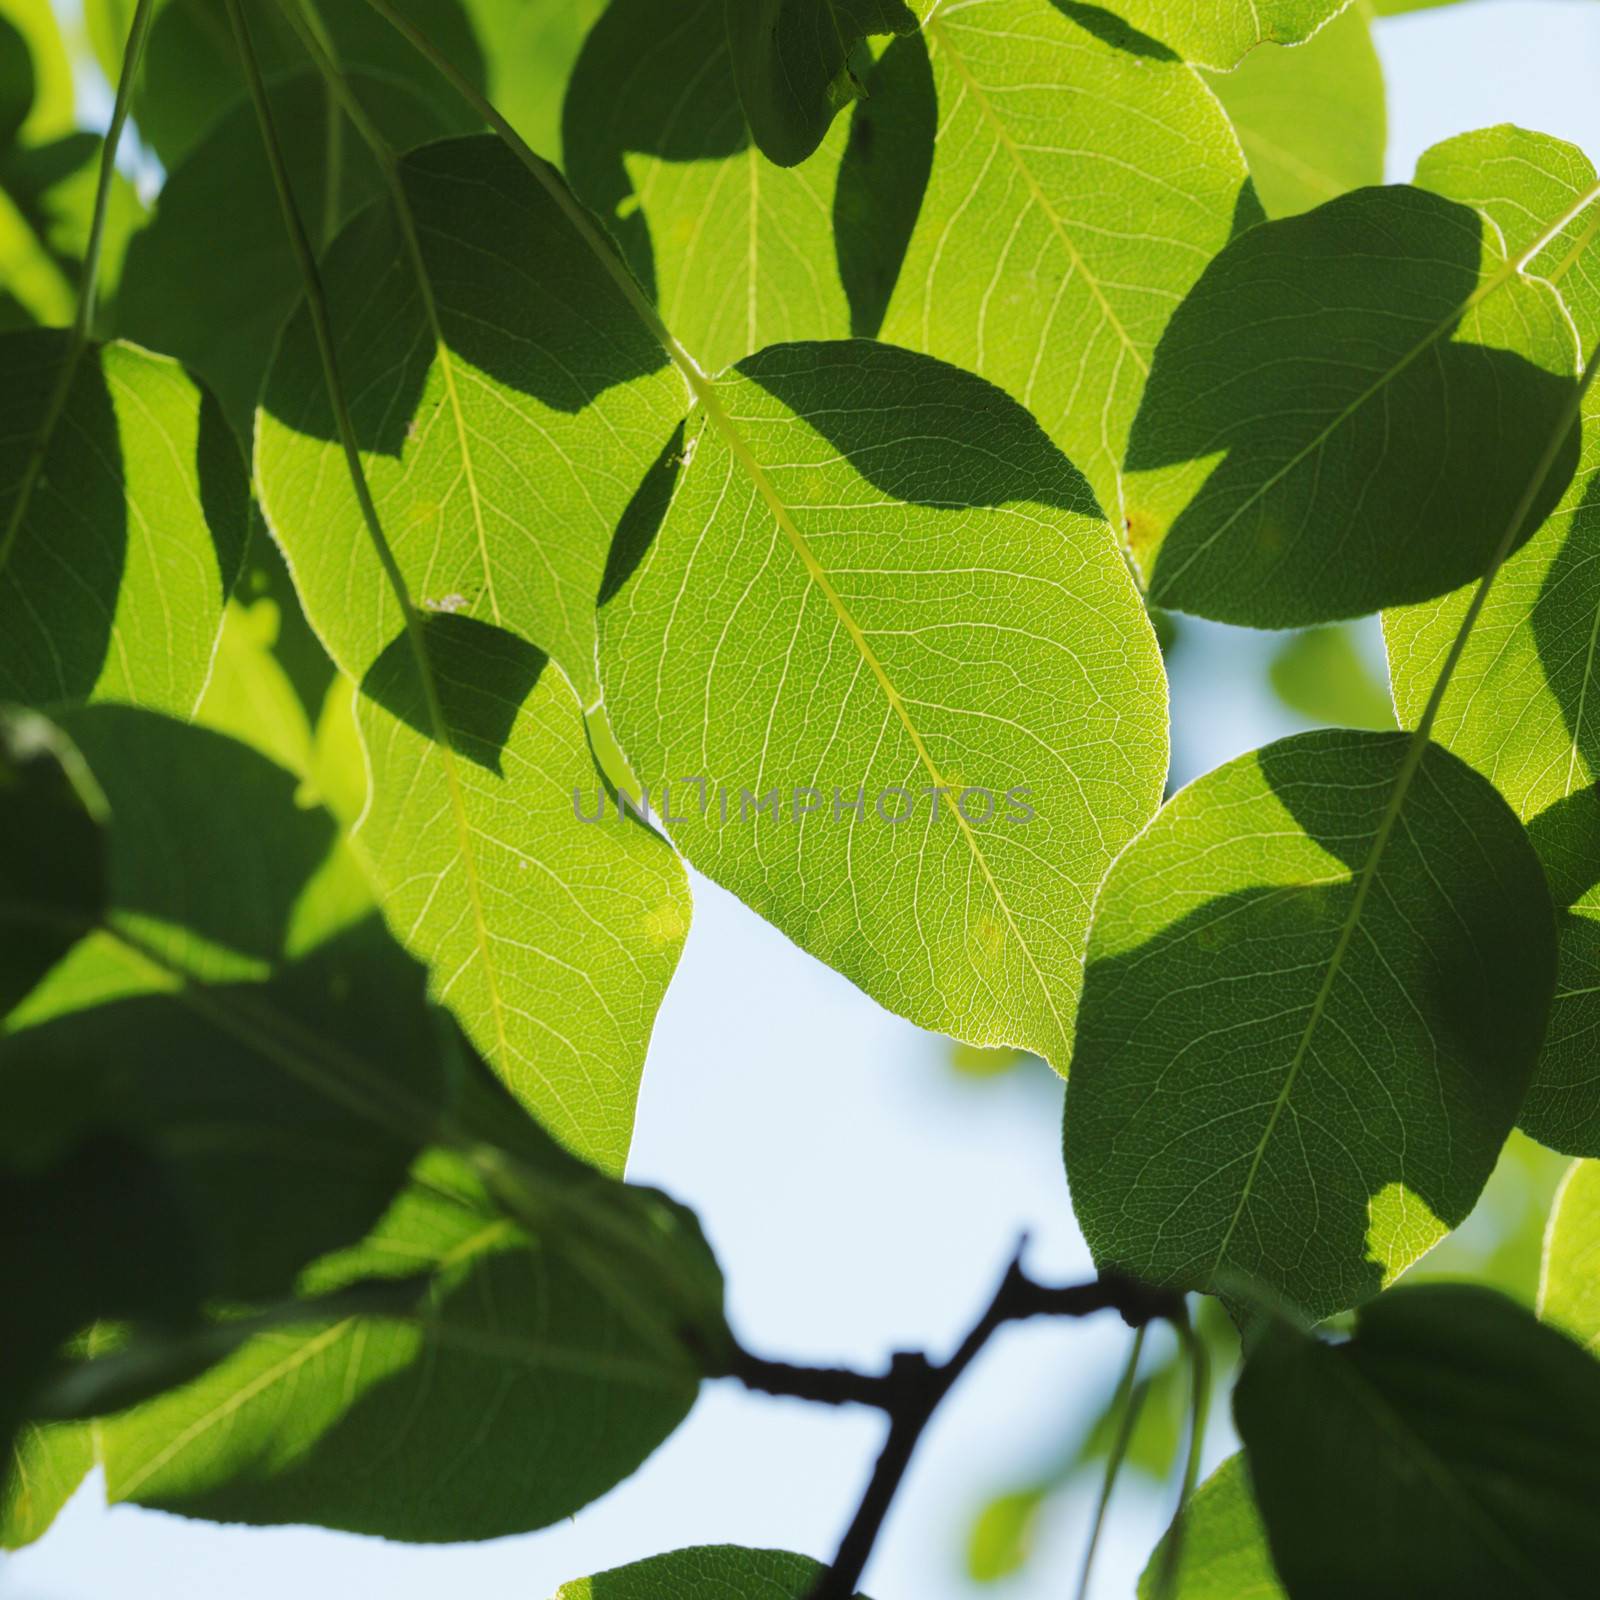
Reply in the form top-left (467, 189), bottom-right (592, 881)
top-left (7, 3), bottom-right (1600, 1597)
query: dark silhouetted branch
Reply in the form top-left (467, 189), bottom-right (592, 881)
top-left (707, 1246), bottom-right (1186, 1600)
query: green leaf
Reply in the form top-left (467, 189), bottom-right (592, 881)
top-left (97, 1139), bottom-right (717, 1542)
top-left (1137, 1453), bottom-right (1282, 1600)
top-left (563, 0), bottom-right (857, 376)
top-left (257, 138), bottom-right (692, 1170)
top-left (599, 340), bottom-right (1167, 1071)
top-left (553, 1547), bottom-right (871, 1598)
top-left (1234, 1284), bottom-right (1600, 1598)
top-left (0, 333), bottom-right (247, 715)
top-left (725, 0), bottom-right (920, 168)
top-left (1204, 1), bottom-right (1386, 220)
top-left (967, 1486), bottom-right (1048, 1583)
top-left (1385, 128), bottom-right (1600, 1156)
top-left (875, 0), bottom-right (1253, 522)
top-left (117, 67), bottom-right (460, 441)
top-left (1094, 0), bottom-right (1349, 70)
top-left (1066, 729), bottom-right (1555, 1319)
top-left (1125, 179), bottom-right (1589, 626)
top-left (0, 706), bottom-right (722, 1546)
top-left (1540, 1159), bottom-right (1600, 1351)
top-left (0, 0), bottom-right (73, 145)
top-left (0, 132), bottom-right (146, 336)
top-left (88, 0), bottom-right (482, 170)
top-left (2, 1420), bottom-right (91, 1549)
top-left (1268, 625), bottom-right (1396, 731)
top-left (465, 0), bottom-right (604, 164)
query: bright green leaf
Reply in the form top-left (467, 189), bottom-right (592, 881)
top-left (1385, 127), bottom-right (1600, 1156)
top-left (1204, 1), bottom-right (1386, 220)
top-left (0, 132), bottom-right (145, 336)
top-left (257, 137), bottom-right (692, 1169)
top-left (1137, 1453), bottom-right (1282, 1600)
top-left (1126, 179), bottom-right (1589, 626)
top-left (0, 0), bottom-right (73, 145)
top-left (117, 67), bottom-right (459, 440)
top-left (1066, 729), bottom-right (1555, 1319)
top-left (465, 0), bottom-right (604, 164)
top-left (564, 0), bottom-right (857, 376)
top-left (725, 0), bottom-right (920, 168)
top-left (876, 0), bottom-right (1253, 523)
top-left (599, 340), bottom-right (1167, 1071)
top-left (553, 1547), bottom-right (871, 1598)
top-left (1235, 1284), bottom-right (1600, 1598)
top-left (1541, 1159), bottom-right (1600, 1351)
top-left (0, 333), bottom-right (247, 715)
top-left (1096, 0), bottom-right (1349, 69)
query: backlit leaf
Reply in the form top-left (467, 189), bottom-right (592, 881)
top-left (1137, 1453), bottom-right (1282, 1600)
top-left (1205, 1), bottom-right (1386, 220)
top-left (1385, 128), bottom-right (1600, 1155)
top-left (876, 0), bottom-right (1253, 521)
top-left (554, 1547), bottom-right (870, 1598)
top-left (1541, 1158), bottom-right (1600, 1351)
top-left (257, 136), bottom-right (691, 1168)
top-left (1097, 0), bottom-right (1349, 70)
top-left (1066, 729), bottom-right (1555, 1319)
top-left (0, 333), bottom-right (247, 715)
top-left (564, 0), bottom-right (856, 376)
top-left (1126, 179), bottom-right (1588, 625)
top-left (599, 339), bottom-right (1167, 1070)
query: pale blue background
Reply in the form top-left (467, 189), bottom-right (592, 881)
top-left (5, 3), bottom-right (1599, 1596)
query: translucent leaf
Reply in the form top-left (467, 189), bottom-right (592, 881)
top-left (117, 68), bottom-right (460, 440)
top-left (1385, 128), bottom-right (1600, 1155)
top-left (1066, 729), bottom-right (1555, 1319)
top-left (1204, 2), bottom-right (1386, 220)
top-left (1235, 1285), bottom-right (1600, 1597)
top-left (564, 0), bottom-right (857, 375)
top-left (1126, 181), bottom-right (1588, 626)
top-left (599, 341), bottom-right (1167, 1070)
top-left (725, 0), bottom-right (920, 167)
top-left (0, 0), bottom-right (73, 145)
top-left (1268, 625), bottom-right (1395, 731)
top-left (86, 0), bottom-right (481, 169)
top-left (257, 137), bottom-right (692, 1169)
top-left (0, 132), bottom-right (145, 336)
top-left (0, 333), bottom-right (247, 715)
top-left (1136, 1454), bottom-right (1282, 1600)
top-left (1095, 0), bottom-right (1349, 69)
top-left (871, 0), bottom-right (1253, 523)
top-left (1541, 1159), bottom-right (1600, 1351)
top-left (0, 707), bottom-right (721, 1547)
top-left (553, 1547), bottom-right (871, 1598)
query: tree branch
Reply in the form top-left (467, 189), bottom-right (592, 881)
top-left (708, 1247), bottom-right (1186, 1600)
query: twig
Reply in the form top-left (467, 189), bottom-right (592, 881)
top-left (709, 1247), bottom-right (1185, 1600)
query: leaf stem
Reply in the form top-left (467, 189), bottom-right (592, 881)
top-left (714, 1249), bottom-right (1185, 1600)
top-left (1074, 1324), bottom-right (1149, 1600)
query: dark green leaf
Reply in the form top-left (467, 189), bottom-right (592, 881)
top-left (554, 1547), bottom-right (871, 1598)
top-left (1235, 1284), bottom-right (1600, 1598)
top-left (725, 0), bottom-right (920, 168)
top-left (1067, 730), bottom-right (1556, 1319)
top-left (1126, 182), bottom-right (1587, 625)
